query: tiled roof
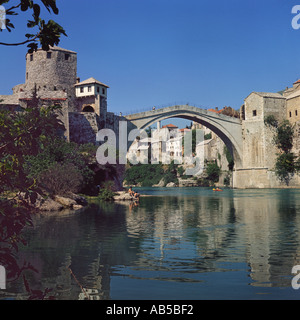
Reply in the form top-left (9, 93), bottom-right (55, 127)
top-left (75, 77), bottom-right (109, 88)
top-left (255, 92), bottom-right (285, 98)
top-left (162, 124), bottom-right (178, 129)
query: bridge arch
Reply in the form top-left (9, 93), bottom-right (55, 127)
top-left (125, 105), bottom-right (243, 168)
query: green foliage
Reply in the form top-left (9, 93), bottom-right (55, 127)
top-left (164, 160), bottom-right (178, 185)
top-left (274, 121), bottom-right (294, 153)
top-left (275, 153), bottom-right (296, 184)
top-left (0, 99), bottom-right (95, 196)
top-left (37, 163), bottom-right (84, 195)
top-left (125, 163), bottom-right (164, 187)
top-left (0, 104), bottom-right (64, 193)
top-left (0, 0), bottom-right (66, 52)
top-left (264, 115), bottom-right (279, 128)
top-left (204, 133), bottom-right (212, 140)
top-left (191, 129), bottom-right (197, 154)
top-left (224, 146), bottom-right (234, 171)
top-left (177, 166), bottom-right (185, 176)
top-left (24, 137), bottom-right (95, 194)
top-left (224, 175), bottom-right (231, 186)
top-left (98, 181), bottom-right (116, 201)
top-left (265, 117), bottom-right (298, 185)
top-left (196, 178), bottom-right (210, 187)
top-left (205, 161), bottom-right (221, 183)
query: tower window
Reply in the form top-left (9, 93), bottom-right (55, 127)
top-left (102, 88), bottom-right (106, 95)
top-left (290, 112), bottom-right (292, 118)
top-left (88, 86), bottom-right (92, 92)
top-left (30, 54), bottom-right (33, 61)
top-left (47, 52), bottom-right (52, 59)
top-left (26, 72), bottom-right (28, 80)
top-left (296, 110), bottom-right (298, 116)
top-left (65, 54), bottom-right (70, 61)
top-left (97, 87), bottom-right (100, 93)
top-left (253, 110), bottom-right (257, 117)
top-left (80, 87), bottom-right (84, 93)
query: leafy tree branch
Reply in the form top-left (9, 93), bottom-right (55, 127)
top-left (0, 0), bottom-right (66, 52)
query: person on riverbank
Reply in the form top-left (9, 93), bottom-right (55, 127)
top-left (128, 187), bottom-right (140, 200)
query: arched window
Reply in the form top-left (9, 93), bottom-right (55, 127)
top-left (82, 106), bottom-right (94, 113)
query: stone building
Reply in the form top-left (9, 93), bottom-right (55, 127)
top-left (0, 46), bottom-right (118, 144)
top-left (283, 79), bottom-right (300, 125)
top-left (234, 90), bottom-right (300, 188)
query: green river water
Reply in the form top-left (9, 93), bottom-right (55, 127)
top-left (4, 187), bottom-right (300, 300)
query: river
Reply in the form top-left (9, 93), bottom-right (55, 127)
top-left (3, 187), bottom-right (300, 300)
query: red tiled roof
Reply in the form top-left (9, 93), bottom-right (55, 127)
top-left (179, 128), bottom-right (190, 132)
top-left (162, 124), bottom-right (178, 129)
top-left (208, 108), bottom-right (222, 114)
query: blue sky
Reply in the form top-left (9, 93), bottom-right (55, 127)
top-left (1, 0), bottom-right (300, 127)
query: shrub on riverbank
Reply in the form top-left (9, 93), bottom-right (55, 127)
top-left (98, 181), bottom-right (116, 201)
top-left (125, 163), bottom-right (165, 187)
top-left (24, 138), bottom-right (95, 196)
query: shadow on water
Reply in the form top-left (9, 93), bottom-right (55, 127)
top-left (3, 188), bottom-right (300, 300)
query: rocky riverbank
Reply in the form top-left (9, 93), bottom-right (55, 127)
top-left (18, 192), bottom-right (88, 212)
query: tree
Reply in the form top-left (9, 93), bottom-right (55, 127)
top-left (0, 0), bottom-right (66, 52)
top-left (205, 161), bottom-right (221, 183)
top-left (265, 116), bottom-right (300, 185)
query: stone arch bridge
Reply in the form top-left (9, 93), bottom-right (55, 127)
top-left (125, 105), bottom-right (243, 168)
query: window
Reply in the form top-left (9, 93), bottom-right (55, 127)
top-left (88, 86), bottom-right (92, 92)
top-left (47, 52), bottom-right (52, 59)
top-left (102, 88), bottom-right (106, 95)
top-left (253, 110), bottom-right (257, 117)
top-left (290, 111), bottom-right (292, 118)
top-left (30, 54), bottom-right (33, 61)
top-left (80, 87), bottom-right (84, 93)
top-left (296, 110), bottom-right (298, 116)
top-left (26, 72), bottom-right (28, 80)
top-left (97, 87), bottom-right (100, 93)
top-left (65, 54), bottom-right (70, 61)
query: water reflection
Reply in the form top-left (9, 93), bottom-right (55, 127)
top-left (3, 188), bottom-right (300, 300)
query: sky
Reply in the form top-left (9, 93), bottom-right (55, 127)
top-left (1, 0), bottom-right (300, 128)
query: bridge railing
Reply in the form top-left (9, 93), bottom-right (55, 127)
top-left (120, 102), bottom-right (210, 116)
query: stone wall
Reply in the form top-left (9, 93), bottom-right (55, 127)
top-left (242, 92), bottom-right (285, 170)
top-left (69, 112), bottom-right (100, 144)
top-left (286, 92), bottom-right (300, 125)
top-left (25, 47), bottom-right (77, 95)
top-left (233, 168), bottom-right (300, 189)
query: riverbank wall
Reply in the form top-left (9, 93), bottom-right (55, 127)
top-left (233, 168), bottom-right (300, 189)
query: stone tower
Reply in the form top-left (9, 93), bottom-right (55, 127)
top-left (12, 47), bottom-right (80, 139)
top-left (24, 47), bottom-right (77, 96)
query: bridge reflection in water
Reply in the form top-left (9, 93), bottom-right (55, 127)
top-left (4, 188), bottom-right (300, 300)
